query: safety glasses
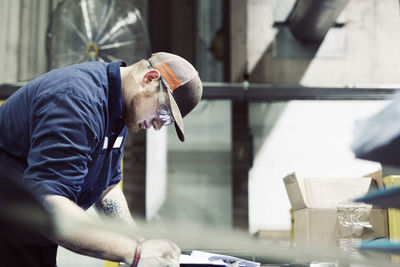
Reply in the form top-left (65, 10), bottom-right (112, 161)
top-left (156, 79), bottom-right (174, 126)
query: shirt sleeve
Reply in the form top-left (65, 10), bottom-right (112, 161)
top-left (24, 93), bottom-right (101, 203)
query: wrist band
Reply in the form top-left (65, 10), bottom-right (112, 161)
top-left (131, 241), bottom-right (142, 267)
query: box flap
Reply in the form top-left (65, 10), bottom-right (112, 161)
top-left (363, 168), bottom-right (383, 188)
top-left (304, 177), bottom-right (373, 208)
top-left (283, 173), bottom-right (307, 210)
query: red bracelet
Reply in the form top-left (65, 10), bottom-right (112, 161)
top-left (131, 241), bottom-right (142, 267)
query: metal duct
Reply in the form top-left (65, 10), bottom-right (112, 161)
top-left (288, 0), bottom-right (349, 43)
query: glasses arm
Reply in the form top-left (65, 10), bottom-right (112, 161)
top-left (158, 79), bottom-right (167, 105)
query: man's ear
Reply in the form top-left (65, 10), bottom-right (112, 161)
top-left (141, 69), bottom-right (160, 87)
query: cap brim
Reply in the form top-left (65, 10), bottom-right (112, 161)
top-left (167, 90), bottom-right (185, 142)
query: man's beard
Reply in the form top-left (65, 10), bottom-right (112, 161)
top-left (124, 88), bottom-right (145, 133)
top-left (125, 116), bottom-right (141, 133)
top-left (124, 107), bottom-right (141, 133)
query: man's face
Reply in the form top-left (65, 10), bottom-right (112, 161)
top-left (124, 82), bottom-right (167, 133)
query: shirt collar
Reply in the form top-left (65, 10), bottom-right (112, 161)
top-left (107, 61), bottom-right (126, 121)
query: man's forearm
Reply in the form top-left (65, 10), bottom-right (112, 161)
top-left (43, 194), bottom-right (137, 263)
top-left (95, 184), bottom-right (136, 226)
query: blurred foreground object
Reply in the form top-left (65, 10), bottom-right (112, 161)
top-left (358, 238), bottom-right (400, 255)
top-left (0, 182), bottom-right (395, 267)
top-left (352, 94), bottom-right (400, 166)
top-left (353, 176), bottom-right (400, 262)
top-left (47, 0), bottom-right (150, 69)
top-left (355, 184), bottom-right (400, 210)
top-left (0, 166), bottom-right (395, 266)
top-left (0, 169), bottom-right (53, 235)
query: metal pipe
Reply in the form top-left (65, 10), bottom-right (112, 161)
top-left (202, 82), bottom-right (399, 101)
top-left (288, 0), bottom-right (349, 43)
top-left (1, 82), bottom-right (399, 101)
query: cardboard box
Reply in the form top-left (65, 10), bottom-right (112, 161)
top-left (383, 175), bottom-right (400, 263)
top-left (283, 173), bottom-right (388, 253)
top-left (363, 168), bottom-right (384, 188)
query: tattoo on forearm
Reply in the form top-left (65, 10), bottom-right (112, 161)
top-left (96, 197), bottom-right (135, 224)
top-left (102, 199), bottom-right (121, 217)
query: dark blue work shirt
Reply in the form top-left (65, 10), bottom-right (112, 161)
top-left (0, 61), bottom-right (127, 209)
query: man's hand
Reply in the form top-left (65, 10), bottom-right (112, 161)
top-left (138, 239), bottom-right (181, 267)
top-left (44, 194), bottom-right (181, 266)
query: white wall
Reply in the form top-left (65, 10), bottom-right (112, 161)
top-left (146, 128), bottom-right (167, 220)
top-left (248, 0), bottom-right (400, 85)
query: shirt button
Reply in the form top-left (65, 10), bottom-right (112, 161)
top-left (89, 186), bottom-right (94, 191)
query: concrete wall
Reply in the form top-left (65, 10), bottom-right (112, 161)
top-left (161, 100), bottom-right (232, 228)
top-left (247, 0), bottom-right (400, 232)
top-left (249, 0), bottom-right (400, 85)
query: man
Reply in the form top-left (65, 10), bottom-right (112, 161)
top-left (0, 52), bottom-right (203, 266)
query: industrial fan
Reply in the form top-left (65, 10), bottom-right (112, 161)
top-left (47, 0), bottom-right (151, 69)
